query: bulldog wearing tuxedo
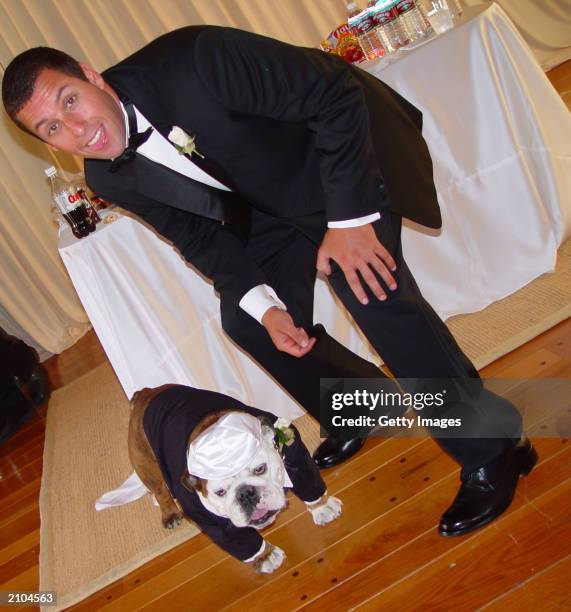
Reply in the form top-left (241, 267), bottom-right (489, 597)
top-left (127, 384), bottom-right (342, 572)
top-left (4, 27), bottom-right (535, 537)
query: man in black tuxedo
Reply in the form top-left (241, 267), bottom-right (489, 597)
top-left (3, 25), bottom-right (536, 537)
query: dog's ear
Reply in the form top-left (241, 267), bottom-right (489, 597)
top-left (181, 472), bottom-right (202, 493)
top-left (259, 416), bottom-right (277, 442)
top-left (129, 389), bottom-right (143, 411)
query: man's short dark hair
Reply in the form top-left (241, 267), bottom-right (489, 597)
top-left (2, 47), bottom-right (87, 132)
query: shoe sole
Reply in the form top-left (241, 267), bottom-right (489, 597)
top-left (439, 442), bottom-right (538, 537)
top-left (517, 441), bottom-right (538, 476)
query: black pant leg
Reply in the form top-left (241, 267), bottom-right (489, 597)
top-left (221, 212), bottom-right (384, 424)
top-left (327, 213), bottom-right (522, 471)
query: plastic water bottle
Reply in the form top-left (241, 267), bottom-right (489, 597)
top-left (395, 0), bottom-right (430, 41)
top-left (368, 0), bottom-right (410, 53)
top-left (45, 166), bottom-right (94, 238)
top-left (346, 1), bottom-right (386, 60)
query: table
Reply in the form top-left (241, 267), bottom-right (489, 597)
top-left (59, 210), bottom-right (305, 420)
top-left (458, 0), bottom-right (571, 70)
top-left (368, 3), bottom-right (570, 319)
top-left (59, 4), bottom-right (570, 418)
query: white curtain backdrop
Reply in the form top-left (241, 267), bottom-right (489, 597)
top-left (0, 0), bottom-right (349, 358)
top-left (0, 0), bottom-right (569, 357)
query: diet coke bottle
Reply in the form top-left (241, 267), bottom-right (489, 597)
top-left (45, 166), bottom-right (95, 238)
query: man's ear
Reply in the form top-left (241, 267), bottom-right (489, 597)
top-left (80, 63), bottom-right (105, 89)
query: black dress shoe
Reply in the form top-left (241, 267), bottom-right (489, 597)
top-left (439, 438), bottom-right (538, 537)
top-left (15, 364), bottom-right (49, 406)
top-left (313, 437), bottom-right (366, 469)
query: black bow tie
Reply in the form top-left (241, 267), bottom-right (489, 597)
top-left (109, 101), bottom-right (153, 173)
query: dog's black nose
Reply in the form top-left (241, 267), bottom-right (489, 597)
top-left (236, 484), bottom-right (259, 509)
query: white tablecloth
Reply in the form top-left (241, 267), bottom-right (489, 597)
top-left (368, 3), bottom-right (570, 319)
top-left (458, 0), bottom-right (571, 70)
top-left (59, 5), bottom-right (571, 417)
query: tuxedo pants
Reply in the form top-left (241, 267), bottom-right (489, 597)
top-left (221, 211), bottom-right (385, 419)
top-left (221, 210), bottom-right (522, 474)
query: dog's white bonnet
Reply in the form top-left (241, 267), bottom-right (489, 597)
top-left (187, 412), bottom-right (265, 479)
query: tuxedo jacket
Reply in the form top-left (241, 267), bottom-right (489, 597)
top-left (143, 385), bottom-right (325, 561)
top-left (85, 26), bottom-right (440, 308)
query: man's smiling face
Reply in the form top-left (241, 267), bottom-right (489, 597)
top-left (17, 64), bottom-right (126, 159)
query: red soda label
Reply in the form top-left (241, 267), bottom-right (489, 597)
top-left (370, 4), bottom-right (398, 25)
top-left (395, 0), bottom-right (414, 13)
top-left (332, 23), bottom-right (352, 39)
top-left (348, 10), bottom-right (376, 34)
top-left (54, 190), bottom-right (81, 213)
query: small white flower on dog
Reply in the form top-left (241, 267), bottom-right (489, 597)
top-left (168, 126), bottom-right (204, 158)
top-left (275, 418), bottom-right (291, 430)
top-left (274, 418), bottom-right (295, 451)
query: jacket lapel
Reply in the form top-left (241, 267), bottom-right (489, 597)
top-left (101, 68), bottom-right (248, 221)
top-left (134, 155), bottom-right (230, 222)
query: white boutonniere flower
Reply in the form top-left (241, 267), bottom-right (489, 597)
top-left (168, 126), bottom-right (204, 158)
top-left (274, 417), bottom-right (295, 452)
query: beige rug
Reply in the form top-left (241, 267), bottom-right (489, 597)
top-left (39, 240), bottom-right (570, 609)
top-left (39, 364), bottom-right (196, 610)
top-left (39, 364), bottom-right (324, 611)
top-left (448, 238), bottom-right (571, 369)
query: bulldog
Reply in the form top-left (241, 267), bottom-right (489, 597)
top-left (126, 384), bottom-right (343, 573)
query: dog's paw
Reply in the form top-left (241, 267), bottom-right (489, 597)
top-left (256, 544), bottom-right (286, 574)
top-left (162, 511), bottom-right (184, 529)
top-left (308, 496), bottom-right (343, 526)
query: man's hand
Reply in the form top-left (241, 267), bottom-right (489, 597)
top-left (316, 224), bottom-right (397, 305)
top-left (261, 307), bottom-right (316, 357)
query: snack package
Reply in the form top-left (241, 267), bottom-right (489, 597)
top-left (320, 23), bottom-right (365, 64)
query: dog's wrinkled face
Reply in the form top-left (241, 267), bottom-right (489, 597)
top-left (195, 425), bottom-right (288, 529)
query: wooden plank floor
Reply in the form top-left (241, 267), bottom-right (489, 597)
top-left (1, 319), bottom-right (569, 611)
top-left (2, 61), bottom-right (570, 611)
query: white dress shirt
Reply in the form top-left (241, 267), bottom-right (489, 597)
top-left (120, 103), bottom-right (380, 323)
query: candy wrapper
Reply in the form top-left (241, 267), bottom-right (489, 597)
top-left (320, 23), bottom-right (365, 64)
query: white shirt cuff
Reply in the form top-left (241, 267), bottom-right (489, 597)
top-left (239, 284), bottom-right (286, 324)
top-left (244, 540), bottom-right (266, 563)
top-left (327, 212), bottom-right (381, 228)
